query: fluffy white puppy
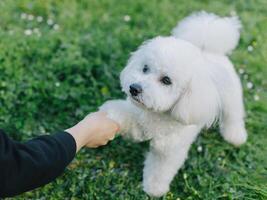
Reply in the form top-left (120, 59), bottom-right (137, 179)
top-left (100, 11), bottom-right (247, 197)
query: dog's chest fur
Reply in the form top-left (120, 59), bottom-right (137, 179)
top-left (133, 106), bottom-right (183, 140)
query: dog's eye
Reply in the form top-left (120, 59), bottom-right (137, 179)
top-left (160, 76), bottom-right (172, 85)
top-left (143, 65), bottom-right (149, 74)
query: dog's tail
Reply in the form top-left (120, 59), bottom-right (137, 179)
top-left (172, 11), bottom-right (241, 55)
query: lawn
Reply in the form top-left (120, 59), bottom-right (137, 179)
top-left (0, 0), bottom-right (266, 199)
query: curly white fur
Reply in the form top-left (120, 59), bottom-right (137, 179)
top-left (100, 11), bottom-right (247, 197)
top-left (172, 11), bottom-right (242, 55)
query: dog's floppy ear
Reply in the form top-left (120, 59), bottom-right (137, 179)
top-left (171, 72), bottom-right (221, 127)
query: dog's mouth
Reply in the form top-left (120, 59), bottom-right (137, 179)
top-left (130, 95), bottom-right (145, 106)
top-left (131, 95), bottom-right (142, 103)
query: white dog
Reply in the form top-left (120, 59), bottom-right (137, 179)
top-left (100, 11), bottom-right (247, 197)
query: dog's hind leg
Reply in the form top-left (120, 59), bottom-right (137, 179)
top-left (219, 66), bottom-right (247, 146)
top-left (142, 125), bottom-right (200, 197)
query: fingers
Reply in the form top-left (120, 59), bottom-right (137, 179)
top-left (94, 111), bottom-right (120, 130)
top-left (105, 118), bottom-right (120, 133)
top-left (86, 132), bottom-right (117, 148)
top-left (86, 140), bottom-right (109, 148)
top-left (94, 111), bottom-right (107, 117)
top-left (86, 111), bottom-right (120, 132)
top-left (81, 111), bottom-right (120, 149)
top-left (109, 134), bottom-right (116, 140)
top-left (84, 111), bottom-right (106, 119)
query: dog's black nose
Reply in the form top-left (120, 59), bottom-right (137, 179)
top-left (129, 84), bottom-right (142, 96)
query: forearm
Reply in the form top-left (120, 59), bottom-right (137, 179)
top-left (0, 130), bottom-right (76, 198)
top-left (0, 111), bottom-right (118, 198)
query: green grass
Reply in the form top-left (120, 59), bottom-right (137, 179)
top-left (0, 0), bottom-right (267, 199)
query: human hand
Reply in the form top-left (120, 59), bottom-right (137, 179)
top-left (66, 112), bottom-right (120, 152)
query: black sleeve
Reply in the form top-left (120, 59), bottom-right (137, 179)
top-left (0, 130), bottom-right (76, 198)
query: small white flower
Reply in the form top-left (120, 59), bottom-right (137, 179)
top-left (238, 68), bottom-right (245, 74)
top-left (47, 19), bottom-right (54, 25)
top-left (33, 28), bottom-right (39, 33)
top-left (53, 24), bottom-right (59, 30)
top-left (8, 30), bottom-right (14, 35)
top-left (254, 94), bottom-right (260, 101)
top-left (39, 126), bottom-right (46, 134)
top-left (27, 14), bottom-right (34, 21)
top-left (20, 13), bottom-right (27, 19)
top-left (197, 146), bottom-right (203, 152)
top-left (37, 16), bottom-right (43, 22)
top-left (247, 82), bottom-right (253, 89)
top-left (32, 28), bottom-right (41, 37)
top-left (230, 10), bottom-right (237, 16)
top-left (55, 82), bottom-right (60, 87)
top-left (229, 187), bottom-right (235, 193)
top-left (123, 15), bottom-right (131, 22)
top-left (247, 45), bottom-right (253, 52)
top-left (24, 29), bottom-right (32, 36)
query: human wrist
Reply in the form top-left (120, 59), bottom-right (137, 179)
top-left (65, 125), bottom-right (90, 152)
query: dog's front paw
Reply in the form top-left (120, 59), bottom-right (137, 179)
top-left (143, 178), bottom-right (169, 197)
top-left (222, 124), bottom-right (247, 147)
top-left (100, 100), bottom-right (123, 123)
top-left (99, 100), bottom-right (129, 131)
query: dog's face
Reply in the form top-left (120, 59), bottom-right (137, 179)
top-left (120, 36), bottom-right (200, 112)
